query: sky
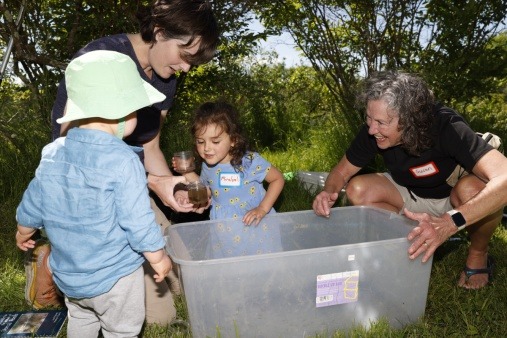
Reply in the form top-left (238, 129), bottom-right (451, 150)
top-left (249, 19), bottom-right (308, 67)
top-left (260, 31), bottom-right (307, 67)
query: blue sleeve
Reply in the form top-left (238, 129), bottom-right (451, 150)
top-left (247, 152), bottom-right (272, 183)
top-left (16, 177), bottom-right (44, 229)
top-left (115, 157), bottom-right (165, 253)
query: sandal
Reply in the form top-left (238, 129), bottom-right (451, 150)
top-left (463, 255), bottom-right (494, 284)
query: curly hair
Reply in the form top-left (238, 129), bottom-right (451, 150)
top-left (357, 70), bottom-right (435, 156)
top-left (191, 101), bottom-right (250, 171)
top-left (136, 0), bottom-right (219, 65)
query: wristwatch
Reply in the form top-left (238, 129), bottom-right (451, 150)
top-left (446, 209), bottom-right (467, 231)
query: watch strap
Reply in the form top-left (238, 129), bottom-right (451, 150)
top-left (446, 209), bottom-right (467, 231)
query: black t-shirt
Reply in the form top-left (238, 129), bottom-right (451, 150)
top-left (346, 104), bottom-right (493, 199)
top-left (51, 34), bottom-right (177, 146)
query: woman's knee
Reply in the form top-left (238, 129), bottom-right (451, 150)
top-left (451, 175), bottom-right (485, 206)
top-left (346, 174), bottom-right (403, 211)
top-left (346, 176), bottom-right (369, 205)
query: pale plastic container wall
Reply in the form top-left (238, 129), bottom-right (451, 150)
top-left (164, 206), bottom-right (433, 338)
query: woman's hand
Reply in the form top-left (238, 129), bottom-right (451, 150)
top-left (312, 191), bottom-right (339, 217)
top-left (147, 174), bottom-right (194, 212)
top-left (405, 209), bottom-right (457, 263)
top-left (173, 184), bottom-right (210, 213)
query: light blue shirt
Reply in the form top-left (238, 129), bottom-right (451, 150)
top-left (16, 128), bottom-right (165, 298)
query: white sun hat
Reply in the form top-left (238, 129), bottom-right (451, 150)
top-left (56, 50), bottom-right (166, 124)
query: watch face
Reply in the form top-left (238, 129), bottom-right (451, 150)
top-left (451, 211), bottom-right (466, 227)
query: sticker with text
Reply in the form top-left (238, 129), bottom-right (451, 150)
top-left (316, 270), bottom-right (359, 307)
top-left (409, 161), bottom-right (439, 178)
top-left (219, 173), bottom-right (241, 187)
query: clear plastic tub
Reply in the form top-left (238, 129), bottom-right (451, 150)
top-left (164, 206), bottom-right (432, 337)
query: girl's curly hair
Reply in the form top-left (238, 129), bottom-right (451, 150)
top-left (191, 101), bottom-right (249, 171)
top-left (357, 71), bottom-right (435, 156)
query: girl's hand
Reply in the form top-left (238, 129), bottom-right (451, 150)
top-left (243, 207), bottom-right (268, 226)
top-left (192, 197), bottom-right (211, 214)
top-left (174, 189), bottom-right (189, 206)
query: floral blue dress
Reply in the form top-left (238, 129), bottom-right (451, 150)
top-left (200, 152), bottom-right (276, 220)
top-left (200, 152), bottom-right (281, 258)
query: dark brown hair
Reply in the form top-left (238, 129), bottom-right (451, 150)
top-left (137, 0), bottom-right (219, 65)
top-left (191, 101), bottom-right (249, 170)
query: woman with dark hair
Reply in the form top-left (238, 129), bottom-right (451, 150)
top-left (313, 70), bottom-right (507, 290)
top-left (27, 0), bottom-right (220, 325)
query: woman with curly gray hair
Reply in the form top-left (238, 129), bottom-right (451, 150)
top-left (313, 70), bottom-right (507, 289)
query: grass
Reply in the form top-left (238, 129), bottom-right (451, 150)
top-left (2, 177), bottom-right (507, 337)
top-left (2, 65), bottom-right (506, 338)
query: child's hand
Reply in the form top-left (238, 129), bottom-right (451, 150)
top-left (150, 255), bottom-right (172, 283)
top-left (174, 189), bottom-right (189, 205)
top-left (192, 197), bottom-right (211, 214)
top-left (15, 231), bottom-right (36, 251)
top-left (175, 183), bottom-right (211, 213)
top-left (173, 183), bottom-right (198, 212)
top-left (243, 207), bottom-right (268, 226)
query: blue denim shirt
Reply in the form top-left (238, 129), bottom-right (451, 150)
top-left (16, 128), bottom-right (165, 298)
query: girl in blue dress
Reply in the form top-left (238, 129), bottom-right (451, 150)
top-left (175, 101), bottom-right (285, 257)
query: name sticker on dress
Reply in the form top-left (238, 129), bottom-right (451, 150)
top-left (409, 161), bottom-right (439, 178)
top-left (219, 173), bottom-right (241, 187)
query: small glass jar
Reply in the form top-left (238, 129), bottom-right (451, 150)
top-left (187, 181), bottom-right (208, 205)
top-left (173, 151), bottom-right (196, 174)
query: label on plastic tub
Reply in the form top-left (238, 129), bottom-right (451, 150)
top-left (316, 270), bottom-right (359, 307)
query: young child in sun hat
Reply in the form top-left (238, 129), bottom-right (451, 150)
top-left (15, 50), bottom-right (172, 337)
